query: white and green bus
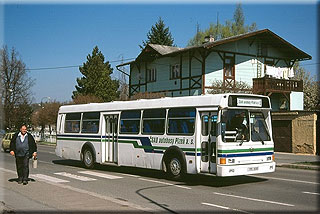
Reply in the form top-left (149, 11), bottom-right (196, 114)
top-left (55, 93), bottom-right (275, 178)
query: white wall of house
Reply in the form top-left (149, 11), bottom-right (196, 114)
top-left (290, 91), bottom-right (304, 110)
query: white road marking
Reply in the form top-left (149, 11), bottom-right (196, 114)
top-left (202, 202), bottom-right (253, 214)
top-left (28, 173), bottom-right (152, 212)
top-left (254, 175), bottom-right (319, 185)
top-left (213, 192), bottom-right (294, 207)
top-left (116, 173), bottom-right (140, 178)
top-left (302, 191), bottom-right (320, 196)
top-left (32, 174), bottom-right (69, 183)
top-left (0, 167), bottom-right (15, 174)
top-left (54, 172), bottom-right (96, 181)
top-left (139, 178), bottom-right (191, 190)
top-left (78, 171), bottom-right (123, 179)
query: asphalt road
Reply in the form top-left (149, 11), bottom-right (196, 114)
top-left (1, 144), bottom-right (319, 213)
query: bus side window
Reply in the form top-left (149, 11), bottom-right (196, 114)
top-left (120, 110), bottom-right (141, 134)
top-left (82, 112), bottom-right (100, 133)
top-left (142, 109), bottom-right (166, 135)
top-left (168, 108), bottom-right (195, 135)
top-left (65, 113), bottom-right (81, 133)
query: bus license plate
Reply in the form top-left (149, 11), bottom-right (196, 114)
top-left (248, 167), bottom-right (259, 172)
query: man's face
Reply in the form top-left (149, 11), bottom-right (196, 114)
top-left (20, 126), bottom-right (27, 135)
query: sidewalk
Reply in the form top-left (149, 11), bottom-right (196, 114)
top-left (275, 152), bottom-right (320, 170)
top-left (0, 168), bottom-right (151, 213)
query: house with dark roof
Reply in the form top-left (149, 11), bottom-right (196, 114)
top-left (117, 29), bottom-right (311, 111)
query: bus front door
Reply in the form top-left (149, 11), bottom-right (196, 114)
top-left (200, 112), bottom-right (217, 174)
top-left (103, 114), bottom-right (118, 163)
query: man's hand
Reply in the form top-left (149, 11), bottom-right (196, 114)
top-left (10, 151), bottom-right (14, 156)
top-left (33, 152), bottom-right (37, 158)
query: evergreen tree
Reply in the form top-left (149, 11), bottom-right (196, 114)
top-left (72, 46), bottom-right (119, 102)
top-left (140, 17), bottom-right (175, 49)
top-left (188, 3), bottom-right (257, 46)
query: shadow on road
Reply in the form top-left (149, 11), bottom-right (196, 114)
top-left (8, 178), bottom-right (36, 182)
top-left (52, 159), bottom-right (267, 187)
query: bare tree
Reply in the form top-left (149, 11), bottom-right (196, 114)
top-left (208, 80), bottom-right (252, 94)
top-left (32, 101), bottom-right (61, 138)
top-left (0, 46), bottom-right (34, 130)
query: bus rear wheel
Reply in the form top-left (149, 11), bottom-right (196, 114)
top-left (167, 156), bottom-right (184, 180)
top-left (83, 148), bottom-right (95, 169)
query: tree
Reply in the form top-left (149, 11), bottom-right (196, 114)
top-left (72, 46), bottom-right (119, 103)
top-left (31, 101), bottom-right (61, 138)
top-left (71, 94), bottom-right (103, 104)
top-left (140, 17), bottom-right (175, 49)
top-left (292, 62), bottom-right (319, 111)
top-left (188, 3), bottom-right (257, 46)
top-left (0, 46), bottom-right (34, 130)
top-left (208, 80), bottom-right (252, 94)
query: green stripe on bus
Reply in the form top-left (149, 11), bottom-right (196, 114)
top-left (57, 137), bottom-right (101, 142)
top-left (217, 147), bottom-right (274, 154)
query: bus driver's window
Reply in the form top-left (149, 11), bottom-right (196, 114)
top-left (226, 110), bottom-right (249, 141)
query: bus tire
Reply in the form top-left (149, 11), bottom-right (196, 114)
top-left (166, 156), bottom-right (184, 180)
top-left (83, 148), bottom-right (95, 169)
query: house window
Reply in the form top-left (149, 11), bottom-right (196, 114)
top-left (265, 58), bottom-right (274, 66)
top-left (170, 64), bottom-right (181, 79)
top-left (224, 57), bottom-right (235, 77)
top-left (147, 68), bottom-right (156, 82)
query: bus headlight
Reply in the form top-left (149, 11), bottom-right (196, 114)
top-left (228, 158), bottom-right (235, 163)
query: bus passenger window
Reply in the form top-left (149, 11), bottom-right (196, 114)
top-left (201, 115), bottom-right (209, 136)
top-left (142, 109), bottom-right (166, 135)
top-left (65, 113), bottom-right (81, 133)
top-left (120, 110), bottom-right (141, 134)
top-left (82, 112), bottom-right (100, 133)
top-left (168, 108), bottom-right (195, 135)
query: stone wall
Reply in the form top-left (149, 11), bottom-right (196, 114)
top-left (272, 111), bottom-right (318, 154)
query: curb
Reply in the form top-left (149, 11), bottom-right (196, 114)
top-left (276, 163), bottom-right (320, 171)
top-left (36, 142), bottom-right (56, 146)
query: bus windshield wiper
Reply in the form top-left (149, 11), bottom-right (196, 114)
top-left (254, 131), bottom-right (265, 145)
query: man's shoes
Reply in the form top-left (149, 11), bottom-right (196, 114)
top-left (23, 180), bottom-right (28, 185)
top-left (17, 180), bottom-right (22, 184)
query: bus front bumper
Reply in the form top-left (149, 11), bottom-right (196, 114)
top-left (217, 161), bottom-right (275, 177)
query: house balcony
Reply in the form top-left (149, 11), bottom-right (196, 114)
top-left (252, 76), bottom-right (303, 95)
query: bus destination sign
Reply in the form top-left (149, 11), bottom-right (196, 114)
top-left (237, 98), bottom-right (262, 107)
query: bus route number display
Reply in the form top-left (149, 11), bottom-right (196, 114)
top-left (237, 98), bottom-right (262, 107)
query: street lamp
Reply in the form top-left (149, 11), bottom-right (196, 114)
top-left (39, 96), bottom-right (51, 141)
top-left (40, 96), bottom-right (51, 108)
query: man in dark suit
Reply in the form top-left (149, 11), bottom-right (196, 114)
top-left (10, 125), bottom-right (37, 185)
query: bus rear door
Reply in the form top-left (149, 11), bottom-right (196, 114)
top-left (102, 114), bottom-right (119, 163)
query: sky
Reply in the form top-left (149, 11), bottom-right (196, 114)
top-left (1, 0), bottom-right (319, 103)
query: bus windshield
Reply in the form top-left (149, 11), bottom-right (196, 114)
top-left (250, 112), bottom-right (270, 142)
top-left (221, 110), bottom-right (249, 142)
top-left (221, 110), bottom-right (270, 143)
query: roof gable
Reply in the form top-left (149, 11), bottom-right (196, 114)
top-left (120, 29), bottom-right (311, 67)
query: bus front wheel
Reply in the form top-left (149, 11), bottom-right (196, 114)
top-left (83, 148), bottom-right (95, 169)
top-left (167, 156), bottom-right (184, 180)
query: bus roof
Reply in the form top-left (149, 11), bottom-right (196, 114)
top-left (59, 93), bottom-right (270, 114)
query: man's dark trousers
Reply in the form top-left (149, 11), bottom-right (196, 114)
top-left (16, 156), bottom-right (29, 182)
